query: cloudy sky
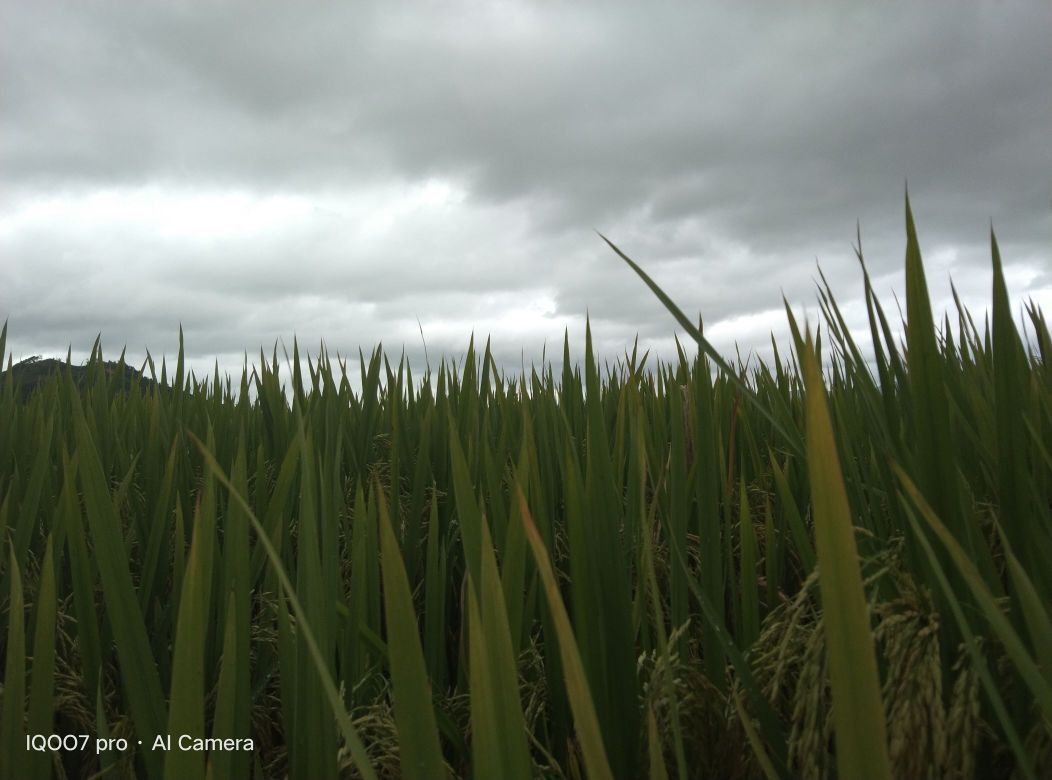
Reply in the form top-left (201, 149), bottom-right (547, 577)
top-left (2, 2), bottom-right (1050, 385)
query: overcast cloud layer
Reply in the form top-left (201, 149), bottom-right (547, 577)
top-left (2, 2), bottom-right (1050, 383)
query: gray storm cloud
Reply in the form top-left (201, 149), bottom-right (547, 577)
top-left (1, 1), bottom-right (1049, 382)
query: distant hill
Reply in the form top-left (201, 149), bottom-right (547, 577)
top-left (1, 356), bottom-right (161, 400)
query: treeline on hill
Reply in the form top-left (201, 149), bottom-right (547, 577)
top-left (1, 198), bottom-right (1050, 779)
top-left (0, 356), bottom-right (159, 401)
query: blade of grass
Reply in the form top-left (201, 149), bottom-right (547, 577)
top-left (802, 333), bottom-right (891, 780)
top-left (738, 476), bottom-right (760, 649)
top-left (466, 517), bottom-right (532, 779)
top-left (646, 707), bottom-right (670, 780)
top-left (1, 548), bottom-right (26, 780)
top-left (517, 487), bottom-right (614, 780)
top-left (164, 476), bottom-right (216, 780)
top-left (731, 686), bottom-right (779, 780)
top-left (191, 433), bottom-right (377, 780)
top-left (599, 232), bottom-right (803, 455)
top-left (211, 591), bottom-right (251, 780)
top-left (26, 537), bottom-right (57, 780)
top-left (73, 395), bottom-right (167, 778)
top-left (377, 476), bottom-right (447, 780)
top-left (466, 579), bottom-right (501, 779)
top-left (996, 525), bottom-right (1052, 687)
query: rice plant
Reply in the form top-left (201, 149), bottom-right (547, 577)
top-left (1, 196), bottom-right (1050, 778)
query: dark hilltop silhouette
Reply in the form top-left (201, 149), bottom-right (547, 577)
top-left (1, 356), bottom-right (161, 400)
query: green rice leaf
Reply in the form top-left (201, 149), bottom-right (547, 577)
top-left (74, 394), bottom-right (167, 778)
top-left (211, 591), bottom-right (250, 780)
top-left (1, 548), bottom-right (26, 780)
top-left (996, 525), bottom-right (1052, 687)
top-left (803, 334), bottom-right (891, 780)
top-left (26, 537), bottom-right (57, 780)
top-left (517, 487), bottom-right (614, 780)
top-left (466, 517), bottom-right (532, 779)
top-left (646, 707), bottom-right (670, 780)
top-left (164, 474), bottom-right (216, 780)
top-left (731, 686), bottom-right (779, 780)
top-left (377, 477), bottom-right (447, 780)
top-left (600, 232), bottom-right (804, 455)
top-left (191, 434), bottom-right (378, 780)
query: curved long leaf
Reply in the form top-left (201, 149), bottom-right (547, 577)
top-left (599, 232), bottom-right (804, 455)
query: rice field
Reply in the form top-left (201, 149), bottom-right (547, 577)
top-left (1, 197), bottom-right (1050, 778)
